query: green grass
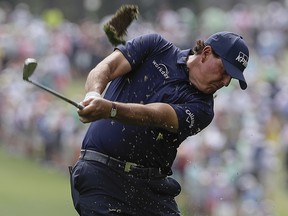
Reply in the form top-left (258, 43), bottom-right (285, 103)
top-left (0, 148), bottom-right (78, 216)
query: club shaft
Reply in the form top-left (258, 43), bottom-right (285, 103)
top-left (27, 79), bottom-right (84, 110)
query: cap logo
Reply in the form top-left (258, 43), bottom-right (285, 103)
top-left (235, 51), bottom-right (248, 68)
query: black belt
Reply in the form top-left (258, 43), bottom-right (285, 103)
top-left (79, 149), bottom-right (168, 179)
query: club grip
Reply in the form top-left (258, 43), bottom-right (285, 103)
top-left (76, 103), bottom-right (84, 110)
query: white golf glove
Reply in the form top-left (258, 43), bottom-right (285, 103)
top-left (84, 91), bottom-right (102, 101)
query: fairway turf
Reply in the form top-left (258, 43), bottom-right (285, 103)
top-left (0, 148), bottom-right (78, 216)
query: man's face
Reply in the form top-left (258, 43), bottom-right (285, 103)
top-left (187, 46), bottom-right (232, 94)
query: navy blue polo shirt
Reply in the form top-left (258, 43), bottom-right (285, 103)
top-left (82, 33), bottom-right (214, 169)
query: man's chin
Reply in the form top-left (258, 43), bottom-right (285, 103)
top-left (201, 87), bottom-right (217, 95)
top-left (192, 84), bottom-right (217, 94)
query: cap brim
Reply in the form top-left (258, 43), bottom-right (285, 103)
top-left (222, 59), bottom-right (247, 90)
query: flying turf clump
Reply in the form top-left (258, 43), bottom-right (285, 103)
top-left (103, 5), bottom-right (139, 46)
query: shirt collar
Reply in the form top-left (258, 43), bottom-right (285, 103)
top-left (177, 49), bottom-right (193, 65)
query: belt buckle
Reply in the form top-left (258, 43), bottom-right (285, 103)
top-left (124, 162), bottom-right (137, 172)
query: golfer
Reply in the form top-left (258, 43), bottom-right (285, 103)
top-left (70, 31), bottom-right (249, 215)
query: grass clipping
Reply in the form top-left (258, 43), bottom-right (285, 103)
top-left (103, 5), bottom-right (139, 46)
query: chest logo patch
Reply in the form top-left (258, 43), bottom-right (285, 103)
top-left (152, 60), bottom-right (170, 79)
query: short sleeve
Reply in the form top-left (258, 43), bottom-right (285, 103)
top-left (170, 96), bottom-right (214, 141)
top-left (116, 33), bottom-right (170, 69)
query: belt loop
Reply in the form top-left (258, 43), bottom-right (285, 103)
top-left (79, 149), bottom-right (87, 159)
top-left (83, 149), bottom-right (87, 158)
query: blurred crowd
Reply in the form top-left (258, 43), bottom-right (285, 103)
top-left (1, 1), bottom-right (288, 216)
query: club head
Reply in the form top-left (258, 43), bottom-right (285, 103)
top-left (23, 58), bottom-right (37, 80)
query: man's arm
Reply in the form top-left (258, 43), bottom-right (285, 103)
top-left (78, 99), bottom-right (179, 133)
top-left (78, 50), bottom-right (179, 133)
top-left (113, 102), bottom-right (179, 133)
top-left (84, 49), bottom-right (131, 94)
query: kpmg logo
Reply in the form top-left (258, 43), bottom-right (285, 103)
top-left (235, 51), bottom-right (248, 68)
top-left (152, 60), bottom-right (169, 79)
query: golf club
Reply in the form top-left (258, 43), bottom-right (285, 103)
top-left (23, 58), bottom-right (84, 110)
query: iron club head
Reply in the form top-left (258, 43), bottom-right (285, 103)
top-left (22, 57), bottom-right (84, 110)
top-left (23, 58), bottom-right (37, 80)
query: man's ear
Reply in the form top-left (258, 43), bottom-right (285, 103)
top-left (201, 46), bottom-right (212, 62)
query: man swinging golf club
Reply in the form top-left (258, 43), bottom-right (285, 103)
top-left (70, 30), bottom-right (250, 215)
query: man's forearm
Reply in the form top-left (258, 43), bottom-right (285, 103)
top-left (112, 102), bottom-right (179, 133)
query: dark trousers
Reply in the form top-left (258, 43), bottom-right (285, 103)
top-left (69, 159), bottom-right (181, 216)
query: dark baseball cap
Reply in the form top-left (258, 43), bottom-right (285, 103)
top-left (205, 31), bottom-right (249, 90)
